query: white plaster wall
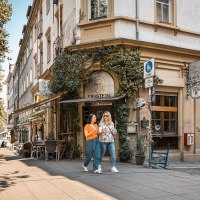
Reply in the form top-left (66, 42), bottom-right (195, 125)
top-left (177, 0), bottom-right (200, 32)
top-left (114, 0), bottom-right (136, 18)
top-left (138, 0), bottom-right (154, 22)
top-left (114, 0), bottom-right (200, 51)
top-left (115, 20), bottom-right (136, 39)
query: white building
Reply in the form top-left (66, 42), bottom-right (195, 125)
top-left (8, 0), bottom-right (200, 162)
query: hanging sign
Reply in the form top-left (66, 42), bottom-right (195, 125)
top-left (188, 60), bottom-right (200, 99)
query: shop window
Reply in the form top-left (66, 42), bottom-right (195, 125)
top-left (152, 94), bottom-right (178, 149)
top-left (156, 0), bottom-right (174, 24)
top-left (89, 0), bottom-right (108, 20)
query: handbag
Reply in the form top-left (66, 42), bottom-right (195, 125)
top-left (105, 124), bottom-right (117, 138)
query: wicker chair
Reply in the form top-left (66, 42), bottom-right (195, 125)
top-left (45, 140), bottom-right (57, 160)
top-left (22, 142), bottom-right (32, 158)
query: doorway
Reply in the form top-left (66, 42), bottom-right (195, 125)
top-left (83, 104), bottom-right (114, 126)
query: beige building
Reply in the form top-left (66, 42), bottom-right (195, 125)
top-left (8, 0), bottom-right (200, 162)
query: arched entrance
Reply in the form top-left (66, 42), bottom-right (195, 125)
top-left (83, 71), bottom-right (115, 124)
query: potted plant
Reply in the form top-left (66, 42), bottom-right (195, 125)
top-left (135, 132), bottom-right (147, 165)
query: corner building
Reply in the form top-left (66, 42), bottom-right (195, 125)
top-left (10, 0), bottom-right (200, 162)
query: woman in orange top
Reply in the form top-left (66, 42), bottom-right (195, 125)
top-left (82, 114), bottom-right (101, 173)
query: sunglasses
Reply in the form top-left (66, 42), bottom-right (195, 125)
top-left (104, 114), bottom-right (109, 117)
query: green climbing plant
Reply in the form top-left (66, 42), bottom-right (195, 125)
top-left (49, 45), bottom-right (162, 162)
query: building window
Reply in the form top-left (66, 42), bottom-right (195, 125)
top-left (34, 55), bottom-right (38, 79)
top-left (156, 0), bottom-right (173, 24)
top-left (46, 29), bottom-right (51, 63)
top-left (89, 0), bottom-right (108, 20)
top-left (30, 69), bottom-right (32, 83)
top-left (46, 0), bottom-right (50, 15)
top-left (151, 94), bottom-right (178, 149)
top-left (26, 73), bottom-right (29, 87)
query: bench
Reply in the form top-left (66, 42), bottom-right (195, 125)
top-left (151, 143), bottom-right (170, 168)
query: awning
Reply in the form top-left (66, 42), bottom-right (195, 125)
top-left (59, 96), bottom-right (125, 104)
top-left (13, 92), bottom-right (65, 116)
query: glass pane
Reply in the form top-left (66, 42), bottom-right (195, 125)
top-left (163, 4), bottom-right (169, 22)
top-left (164, 96), bottom-right (169, 106)
top-left (91, 0), bottom-right (98, 19)
top-left (164, 112), bottom-right (169, 119)
top-left (170, 120), bottom-right (176, 132)
top-left (157, 0), bottom-right (169, 4)
top-left (164, 120), bottom-right (169, 132)
top-left (99, 0), bottom-right (107, 17)
top-left (171, 112), bottom-right (176, 119)
top-left (152, 111), bottom-right (161, 119)
top-left (156, 3), bottom-right (162, 22)
top-left (170, 96), bottom-right (176, 106)
top-left (155, 95), bottom-right (161, 106)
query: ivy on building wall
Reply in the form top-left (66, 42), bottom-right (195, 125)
top-left (49, 45), bottom-right (162, 161)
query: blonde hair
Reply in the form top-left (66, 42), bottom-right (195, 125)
top-left (101, 111), bottom-right (112, 125)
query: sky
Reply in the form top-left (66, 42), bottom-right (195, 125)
top-left (0, 0), bottom-right (33, 103)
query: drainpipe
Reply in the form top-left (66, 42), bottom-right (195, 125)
top-left (136, 0), bottom-right (139, 40)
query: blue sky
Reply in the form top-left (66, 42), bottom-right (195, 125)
top-left (1, 0), bottom-right (33, 100)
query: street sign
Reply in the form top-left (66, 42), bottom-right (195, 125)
top-left (144, 59), bottom-right (155, 78)
top-left (145, 77), bottom-right (154, 88)
top-left (39, 79), bottom-right (52, 96)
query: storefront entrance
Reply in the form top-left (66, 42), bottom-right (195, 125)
top-left (83, 104), bottom-right (114, 126)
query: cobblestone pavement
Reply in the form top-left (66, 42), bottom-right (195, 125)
top-left (171, 168), bottom-right (200, 176)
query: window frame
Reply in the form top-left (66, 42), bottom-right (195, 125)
top-left (155, 0), bottom-right (176, 25)
top-left (152, 94), bottom-right (178, 136)
top-left (88, 0), bottom-right (108, 20)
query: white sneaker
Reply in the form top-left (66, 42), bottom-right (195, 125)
top-left (94, 169), bottom-right (102, 174)
top-left (111, 166), bottom-right (119, 173)
top-left (98, 165), bottom-right (102, 173)
top-left (82, 165), bottom-right (88, 172)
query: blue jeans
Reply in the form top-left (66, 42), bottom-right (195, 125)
top-left (83, 138), bottom-right (100, 171)
top-left (100, 141), bottom-right (116, 167)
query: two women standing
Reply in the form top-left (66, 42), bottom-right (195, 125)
top-left (82, 111), bottom-right (118, 173)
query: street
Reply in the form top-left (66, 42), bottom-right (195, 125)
top-left (1, 148), bottom-right (200, 200)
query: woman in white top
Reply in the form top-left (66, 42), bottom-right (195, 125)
top-left (98, 111), bottom-right (118, 173)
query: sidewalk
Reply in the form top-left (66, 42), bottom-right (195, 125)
top-left (1, 148), bottom-right (200, 200)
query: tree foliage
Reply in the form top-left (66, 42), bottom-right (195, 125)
top-left (0, 0), bottom-right (12, 62)
top-left (0, 100), bottom-right (6, 132)
top-left (49, 49), bottom-right (89, 94)
top-left (50, 45), bottom-right (162, 161)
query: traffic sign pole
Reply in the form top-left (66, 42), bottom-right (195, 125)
top-left (144, 59), bottom-right (155, 168)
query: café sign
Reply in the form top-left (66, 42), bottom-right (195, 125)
top-left (188, 61), bottom-right (200, 99)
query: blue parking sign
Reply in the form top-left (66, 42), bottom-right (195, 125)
top-left (144, 59), bottom-right (155, 78)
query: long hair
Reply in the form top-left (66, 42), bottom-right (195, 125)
top-left (101, 111), bottom-right (112, 125)
top-left (87, 114), bottom-right (95, 124)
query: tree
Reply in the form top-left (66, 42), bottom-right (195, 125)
top-left (0, 0), bottom-right (12, 131)
top-left (0, 0), bottom-right (12, 63)
top-left (0, 99), bottom-right (6, 132)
